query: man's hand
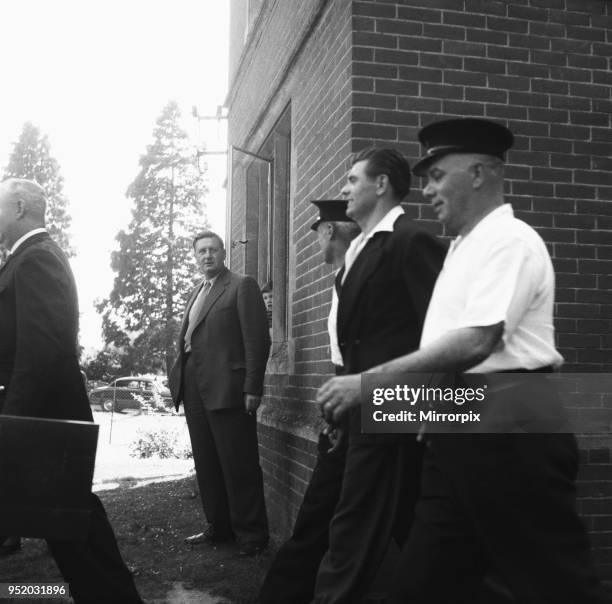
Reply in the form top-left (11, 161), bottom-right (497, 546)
top-left (244, 393), bottom-right (261, 415)
top-left (323, 424), bottom-right (346, 454)
top-left (317, 374), bottom-right (362, 423)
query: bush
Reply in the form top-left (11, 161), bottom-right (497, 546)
top-left (130, 427), bottom-right (193, 459)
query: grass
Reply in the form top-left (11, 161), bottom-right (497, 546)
top-left (0, 477), bottom-right (274, 603)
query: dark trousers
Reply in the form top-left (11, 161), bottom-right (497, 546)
top-left (47, 493), bottom-right (142, 604)
top-left (183, 357), bottom-right (268, 544)
top-left (259, 432), bottom-right (347, 604)
top-left (313, 438), bottom-right (424, 604)
top-left (389, 434), bottom-right (610, 604)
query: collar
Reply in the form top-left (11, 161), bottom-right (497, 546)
top-left (203, 274), bottom-right (219, 287)
top-left (202, 265), bottom-right (229, 287)
top-left (9, 228), bottom-right (48, 255)
top-left (451, 204), bottom-right (512, 252)
top-left (352, 204), bottom-right (405, 249)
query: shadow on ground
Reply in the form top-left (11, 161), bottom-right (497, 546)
top-left (0, 477), bottom-right (273, 603)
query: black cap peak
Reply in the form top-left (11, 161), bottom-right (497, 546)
top-left (310, 199), bottom-right (353, 231)
top-left (413, 118), bottom-right (514, 176)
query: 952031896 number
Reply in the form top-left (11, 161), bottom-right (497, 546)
top-left (0, 583), bottom-right (69, 599)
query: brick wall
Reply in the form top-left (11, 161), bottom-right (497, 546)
top-left (258, 423), bottom-right (319, 534)
top-left (227, 0), bottom-right (342, 273)
top-left (226, 0), bottom-right (354, 536)
top-left (347, 2), bottom-right (612, 573)
top-left (227, 0), bottom-right (612, 576)
top-left (350, 0), bottom-right (612, 370)
top-left (292, 0), bottom-right (353, 378)
top-left (578, 443), bottom-right (612, 580)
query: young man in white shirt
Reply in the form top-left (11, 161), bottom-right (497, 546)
top-left (313, 149), bottom-right (446, 603)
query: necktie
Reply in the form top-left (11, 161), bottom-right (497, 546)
top-left (184, 280), bottom-right (212, 352)
top-left (334, 267), bottom-right (344, 296)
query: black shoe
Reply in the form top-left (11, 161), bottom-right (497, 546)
top-left (185, 526), bottom-right (233, 545)
top-left (237, 541), bottom-right (267, 557)
top-left (0, 537), bottom-right (21, 556)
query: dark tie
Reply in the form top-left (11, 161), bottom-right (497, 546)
top-left (184, 280), bottom-right (212, 352)
top-left (335, 267), bottom-right (345, 296)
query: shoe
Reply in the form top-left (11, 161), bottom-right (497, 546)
top-left (185, 526), bottom-right (233, 545)
top-left (0, 536), bottom-right (21, 556)
top-left (237, 541), bottom-right (267, 557)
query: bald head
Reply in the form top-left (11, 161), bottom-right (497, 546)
top-left (0, 178), bottom-right (47, 249)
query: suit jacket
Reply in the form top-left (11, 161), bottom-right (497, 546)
top-left (0, 232), bottom-right (91, 422)
top-left (169, 266), bottom-right (271, 411)
top-left (336, 214), bottom-right (446, 443)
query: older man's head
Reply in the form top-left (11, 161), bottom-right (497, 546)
top-left (415, 119), bottom-right (513, 236)
top-left (0, 178), bottom-right (47, 248)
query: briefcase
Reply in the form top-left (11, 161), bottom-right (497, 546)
top-left (0, 415), bottom-right (98, 540)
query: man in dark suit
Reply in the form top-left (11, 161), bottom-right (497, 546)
top-left (313, 149), bottom-right (446, 603)
top-left (259, 199), bottom-right (359, 604)
top-left (0, 178), bottom-right (142, 603)
top-left (169, 230), bottom-right (270, 556)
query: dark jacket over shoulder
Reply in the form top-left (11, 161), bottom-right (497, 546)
top-left (0, 233), bottom-right (91, 422)
top-left (336, 214), bottom-right (446, 442)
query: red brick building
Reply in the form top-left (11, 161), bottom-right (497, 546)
top-left (225, 0), bottom-right (612, 578)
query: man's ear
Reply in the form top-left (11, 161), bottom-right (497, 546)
top-left (470, 163), bottom-right (486, 190)
top-left (375, 174), bottom-right (390, 197)
top-left (14, 199), bottom-right (26, 220)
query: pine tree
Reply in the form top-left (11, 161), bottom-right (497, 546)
top-left (98, 101), bottom-right (208, 373)
top-left (4, 122), bottom-right (74, 257)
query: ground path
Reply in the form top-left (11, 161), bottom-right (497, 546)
top-left (93, 411), bottom-right (233, 604)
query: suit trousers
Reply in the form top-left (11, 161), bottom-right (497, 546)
top-left (313, 438), bottom-right (424, 604)
top-left (259, 432), bottom-right (347, 604)
top-left (183, 355), bottom-right (268, 544)
top-left (389, 434), bottom-right (610, 604)
top-left (47, 493), bottom-right (142, 604)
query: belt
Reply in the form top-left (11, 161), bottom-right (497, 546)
top-left (417, 366), bottom-right (555, 442)
top-left (499, 366), bottom-right (554, 374)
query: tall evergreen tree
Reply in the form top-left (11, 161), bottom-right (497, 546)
top-left (98, 101), bottom-right (208, 373)
top-left (4, 122), bottom-right (74, 256)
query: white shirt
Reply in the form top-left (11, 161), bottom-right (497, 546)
top-left (342, 205), bottom-right (404, 284)
top-left (9, 228), bottom-right (47, 255)
top-left (328, 275), bottom-right (343, 366)
top-left (420, 204), bottom-right (563, 372)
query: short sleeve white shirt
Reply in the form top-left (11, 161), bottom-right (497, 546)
top-left (420, 204), bottom-right (564, 372)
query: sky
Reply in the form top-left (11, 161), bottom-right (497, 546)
top-left (0, 0), bottom-right (229, 354)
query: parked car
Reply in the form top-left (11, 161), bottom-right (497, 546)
top-left (89, 376), bottom-right (173, 413)
top-left (86, 379), bottom-right (109, 393)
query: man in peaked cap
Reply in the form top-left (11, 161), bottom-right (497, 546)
top-left (318, 119), bottom-right (609, 603)
top-left (310, 199), bottom-right (355, 230)
top-left (260, 199), bottom-right (360, 604)
top-left (411, 116), bottom-right (514, 177)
